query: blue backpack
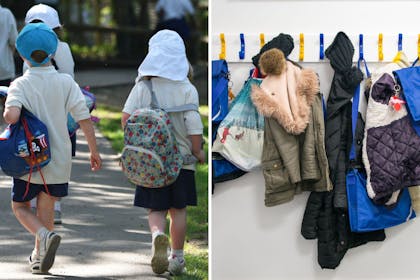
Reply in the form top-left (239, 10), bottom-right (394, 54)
top-left (0, 107), bottom-right (51, 178)
top-left (211, 60), bottom-right (246, 185)
top-left (212, 60), bottom-right (229, 123)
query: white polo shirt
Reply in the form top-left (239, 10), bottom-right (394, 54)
top-left (123, 77), bottom-right (203, 171)
top-left (6, 66), bottom-right (90, 184)
top-left (0, 5), bottom-right (18, 81)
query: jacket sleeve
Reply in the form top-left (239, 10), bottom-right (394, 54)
top-left (301, 191), bottom-right (324, 239)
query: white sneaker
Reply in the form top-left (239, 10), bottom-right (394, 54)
top-left (28, 253), bottom-right (42, 274)
top-left (151, 233), bottom-right (169, 274)
top-left (39, 231), bottom-right (61, 272)
top-left (168, 255), bottom-right (186, 276)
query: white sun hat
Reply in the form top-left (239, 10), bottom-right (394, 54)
top-left (137, 30), bottom-right (189, 82)
top-left (25, 4), bottom-right (62, 29)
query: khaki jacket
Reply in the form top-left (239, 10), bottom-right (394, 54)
top-left (259, 94), bottom-right (332, 206)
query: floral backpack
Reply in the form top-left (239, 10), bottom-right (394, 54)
top-left (121, 80), bottom-right (198, 188)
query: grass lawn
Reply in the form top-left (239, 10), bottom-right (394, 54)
top-left (94, 105), bottom-right (209, 280)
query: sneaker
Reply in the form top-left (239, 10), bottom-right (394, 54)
top-left (28, 254), bottom-right (42, 274)
top-left (54, 210), bottom-right (62, 225)
top-left (151, 233), bottom-right (169, 274)
top-left (168, 255), bottom-right (186, 276)
top-left (39, 231), bottom-right (61, 272)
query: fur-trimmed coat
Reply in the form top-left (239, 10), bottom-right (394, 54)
top-left (251, 62), bottom-right (332, 206)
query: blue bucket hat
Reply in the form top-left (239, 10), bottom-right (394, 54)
top-left (16, 23), bottom-right (58, 66)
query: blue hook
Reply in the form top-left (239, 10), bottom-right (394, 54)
top-left (239, 33), bottom-right (245, 60)
top-left (320, 33), bottom-right (324, 60)
top-left (398, 33), bottom-right (403, 51)
top-left (359, 34), bottom-right (364, 60)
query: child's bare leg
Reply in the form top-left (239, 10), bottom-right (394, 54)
top-left (168, 208), bottom-right (187, 250)
top-left (11, 200), bottom-right (42, 235)
top-left (34, 192), bottom-right (56, 250)
top-left (148, 209), bottom-right (168, 234)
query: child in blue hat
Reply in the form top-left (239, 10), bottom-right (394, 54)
top-left (3, 23), bottom-right (102, 274)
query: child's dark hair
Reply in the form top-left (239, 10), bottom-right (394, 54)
top-left (31, 50), bottom-right (49, 64)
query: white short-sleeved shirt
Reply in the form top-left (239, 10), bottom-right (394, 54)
top-left (23, 41), bottom-right (75, 78)
top-left (155, 0), bottom-right (195, 21)
top-left (6, 66), bottom-right (90, 184)
top-left (0, 5), bottom-right (18, 80)
top-left (123, 77), bottom-right (203, 171)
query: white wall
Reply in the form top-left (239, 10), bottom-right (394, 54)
top-left (211, 1), bottom-right (420, 279)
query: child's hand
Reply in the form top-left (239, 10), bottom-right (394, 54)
top-left (90, 152), bottom-right (102, 171)
top-left (194, 150), bottom-right (206, 164)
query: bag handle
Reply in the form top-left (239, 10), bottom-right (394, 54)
top-left (142, 79), bottom-right (199, 113)
top-left (349, 59), bottom-right (370, 161)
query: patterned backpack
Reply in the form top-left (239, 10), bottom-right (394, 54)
top-left (121, 80), bottom-right (198, 188)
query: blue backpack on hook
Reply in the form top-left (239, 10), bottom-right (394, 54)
top-left (211, 60), bottom-right (246, 186)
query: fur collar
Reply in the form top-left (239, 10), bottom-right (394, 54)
top-left (251, 62), bottom-right (319, 134)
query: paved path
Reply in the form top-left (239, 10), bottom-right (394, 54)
top-left (0, 129), bottom-right (170, 280)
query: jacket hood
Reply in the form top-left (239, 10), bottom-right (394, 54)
top-left (325, 32), bottom-right (355, 73)
top-left (251, 62), bottom-right (319, 134)
top-left (252, 33), bottom-right (294, 70)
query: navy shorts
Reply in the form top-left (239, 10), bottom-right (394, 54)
top-left (134, 169), bottom-right (197, 211)
top-left (12, 178), bottom-right (68, 202)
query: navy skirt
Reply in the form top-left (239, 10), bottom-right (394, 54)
top-left (134, 169), bottom-right (197, 210)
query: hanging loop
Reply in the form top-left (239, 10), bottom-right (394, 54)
top-left (239, 33), bottom-right (245, 60)
top-left (359, 34), bottom-right (364, 60)
top-left (219, 33), bottom-right (226, 60)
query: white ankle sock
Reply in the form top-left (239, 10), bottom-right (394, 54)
top-left (36, 227), bottom-right (49, 241)
top-left (54, 201), bottom-right (61, 211)
top-left (171, 249), bottom-right (184, 259)
top-left (152, 231), bottom-right (163, 241)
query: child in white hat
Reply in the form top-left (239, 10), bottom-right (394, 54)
top-left (121, 29), bottom-right (205, 276)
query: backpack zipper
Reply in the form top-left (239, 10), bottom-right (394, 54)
top-left (123, 145), bottom-right (165, 172)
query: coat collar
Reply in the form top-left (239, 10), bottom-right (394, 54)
top-left (251, 62), bottom-right (319, 135)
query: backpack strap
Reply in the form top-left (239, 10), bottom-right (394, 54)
top-left (212, 60), bottom-right (229, 105)
top-left (142, 79), bottom-right (199, 113)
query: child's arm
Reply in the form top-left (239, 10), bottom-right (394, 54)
top-left (3, 106), bottom-right (21, 124)
top-left (190, 134), bottom-right (205, 164)
top-left (121, 112), bottom-right (131, 129)
top-left (78, 118), bottom-right (102, 171)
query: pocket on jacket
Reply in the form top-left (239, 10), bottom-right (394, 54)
top-left (262, 160), bottom-right (291, 193)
